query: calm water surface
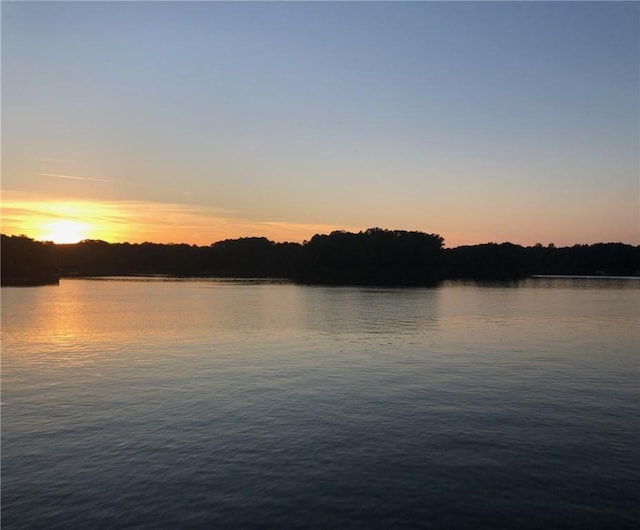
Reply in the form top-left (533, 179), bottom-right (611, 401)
top-left (2, 278), bottom-right (639, 529)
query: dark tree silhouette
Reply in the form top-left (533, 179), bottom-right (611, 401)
top-left (295, 228), bottom-right (444, 285)
top-left (2, 230), bottom-right (638, 286)
top-left (1, 235), bottom-right (58, 286)
top-left (208, 237), bottom-right (300, 277)
top-left (445, 242), bottom-right (528, 280)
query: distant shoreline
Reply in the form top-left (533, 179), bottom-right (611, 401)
top-left (531, 274), bottom-right (640, 280)
top-left (3, 230), bottom-right (639, 287)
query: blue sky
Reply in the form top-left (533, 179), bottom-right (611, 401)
top-left (2, 1), bottom-right (638, 246)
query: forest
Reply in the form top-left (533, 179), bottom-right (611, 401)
top-left (2, 228), bottom-right (639, 286)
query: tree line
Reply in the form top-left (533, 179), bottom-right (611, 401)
top-left (2, 228), bottom-right (638, 286)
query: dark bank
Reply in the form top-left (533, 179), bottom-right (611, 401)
top-left (2, 228), bottom-right (639, 286)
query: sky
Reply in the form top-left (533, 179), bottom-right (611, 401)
top-left (2, 1), bottom-right (638, 247)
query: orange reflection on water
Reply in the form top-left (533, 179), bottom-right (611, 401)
top-left (2, 281), bottom-right (110, 368)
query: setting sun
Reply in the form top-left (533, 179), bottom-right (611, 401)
top-left (40, 220), bottom-right (90, 244)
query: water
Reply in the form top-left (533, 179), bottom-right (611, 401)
top-left (2, 278), bottom-right (638, 529)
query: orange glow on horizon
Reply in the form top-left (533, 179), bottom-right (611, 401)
top-left (3, 191), bottom-right (636, 248)
top-left (0, 191), bottom-right (349, 246)
top-left (39, 219), bottom-right (91, 244)
top-left (2, 193), bottom-right (119, 243)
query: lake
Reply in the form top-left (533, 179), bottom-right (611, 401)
top-left (2, 277), bottom-right (638, 529)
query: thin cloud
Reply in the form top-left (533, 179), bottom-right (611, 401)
top-left (40, 173), bottom-right (112, 183)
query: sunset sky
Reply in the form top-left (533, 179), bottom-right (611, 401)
top-left (2, 1), bottom-right (638, 247)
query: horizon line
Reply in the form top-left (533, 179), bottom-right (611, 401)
top-left (2, 230), bottom-right (638, 250)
